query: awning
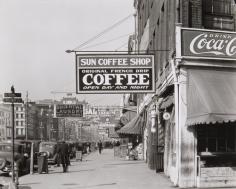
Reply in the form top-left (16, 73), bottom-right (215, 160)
top-left (117, 114), bottom-right (142, 135)
top-left (122, 106), bottom-right (137, 112)
top-left (187, 68), bottom-right (236, 126)
top-left (108, 128), bottom-right (120, 139)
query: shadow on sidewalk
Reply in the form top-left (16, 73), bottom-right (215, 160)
top-left (18, 185), bottom-right (32, 189)
top-left (105, 161), bottom-right (144, 166)
top-left (48, 169), bottom-right (95, 174)
top-left (72, 182), bottom-right (117, 188)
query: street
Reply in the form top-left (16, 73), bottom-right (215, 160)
top-left (16, 149), bottom-right (173, 189)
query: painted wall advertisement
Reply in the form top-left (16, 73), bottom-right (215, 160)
top-left (180, 27), bottom-right (236, 60)
top-left (76, 54), bottom-right (155, 94)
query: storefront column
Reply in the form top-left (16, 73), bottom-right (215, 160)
top-left (170, 59), bottom-right (179, 186)
top-left (178, 68), bottom-right (197, 188)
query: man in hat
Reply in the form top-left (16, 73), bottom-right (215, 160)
top-left (58, 141), bottom-right (69, 172)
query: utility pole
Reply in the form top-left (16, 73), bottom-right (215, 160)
top-left (63, 118), bottom-right (66, 141)
top-left (25, 91), bottom-right (29, 140)
top-left (40, 108), bottom-right (43, 141)
top-left (11, 87), bottom-right (15, 183)
top-left (3, 86), bottom-right (22, 186)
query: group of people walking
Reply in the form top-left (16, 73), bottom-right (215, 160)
top-left (55, 140), bottom-right (104, 173)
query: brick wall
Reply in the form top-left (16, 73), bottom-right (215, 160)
top-left (182, 0), bottom-right (202, 28)
top-left (190, 0), bottom-right (202, 28)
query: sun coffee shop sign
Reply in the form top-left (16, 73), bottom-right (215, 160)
top-left (76, 54), bottom-right (155, 94)
top-left (178, 27), bottom-right (236, 60)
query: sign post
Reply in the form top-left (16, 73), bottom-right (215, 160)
top-left (3, 86), bottom-right (23, 186)
top-left (11, 94), bottom-right (15, 183)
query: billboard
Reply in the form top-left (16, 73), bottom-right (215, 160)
top-left (56, 104), bottom-right (83, 117)
top-left (179, 27), bottom-right (236, 60)
top-left (76, 54), bottom-right (155, 94)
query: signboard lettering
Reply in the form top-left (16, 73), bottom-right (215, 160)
top-left (181, 28), bottom-right (236, 59)
top-left (3, 98), bottom-right (23, 103)
top-left (76, 54), bottom-right (155, 94)
top-left (4, 93), bottom-right (22, 98)
top-left (56, 104), bottom-right (83, 117)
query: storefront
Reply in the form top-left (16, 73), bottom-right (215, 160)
top-left (186, 66), bottom-right (236, 188)
top-left (172, 27), bottom-right (236, 188)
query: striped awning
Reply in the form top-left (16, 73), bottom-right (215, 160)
top-left (187, 68), bottom-right (236, 126)
top-left (116, 114), bottom-right (142, 135)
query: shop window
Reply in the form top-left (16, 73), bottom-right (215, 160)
top-left (197, 125), bottom-right (235, 153)
top-left (21, 128), bottom-right (24, 135)
top-left (16, 128), bottom-right (20, 135)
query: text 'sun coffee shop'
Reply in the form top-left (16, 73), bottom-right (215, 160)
top-left (169, 27), bottom-right (236, 188)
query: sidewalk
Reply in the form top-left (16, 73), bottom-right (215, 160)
top-left (18, 149), bottom-right (174, 189)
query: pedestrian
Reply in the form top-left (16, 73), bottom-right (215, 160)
top-left (68, 143), bottom-right (72, 165)
top-left (58, 141), bottom-right (69, 172)
top-left (55, 142), bottom-right (61, 167)
top-left (98, 140), bottom-right (103, 154)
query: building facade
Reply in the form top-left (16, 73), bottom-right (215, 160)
top-left (14, 104), bottom-right (26, 139)
top-left (0, 104), bottom-right (11, 141)
top-left (135, 0), bottom-right (236, 188)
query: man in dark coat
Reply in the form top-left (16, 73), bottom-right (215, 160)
top-left (58, 141), bottom-right (69, 172)
top-left (98, 140), bottom-right (103, 154)
top-left (55, 142), bottom-right (61, 167)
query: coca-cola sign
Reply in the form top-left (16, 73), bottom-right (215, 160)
top-left (181, 28), bottom-right (236, 59)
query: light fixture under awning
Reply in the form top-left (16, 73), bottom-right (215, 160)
top-left (187, 68), bottom-right (236, 126)
top-left (116, 114), bottom-right (142, 135)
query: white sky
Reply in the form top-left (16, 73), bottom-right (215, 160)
top-left (0, 0), bottom-right (134, 105)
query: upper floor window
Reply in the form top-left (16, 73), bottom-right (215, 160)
top-left (202, 0), bottom-right (234, 31)
top-left (204, 0), bottom-right (232, 15)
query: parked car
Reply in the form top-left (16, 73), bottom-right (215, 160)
top-left (66, 141), bottom-right (76, 159)
top-left (39, 141), bottom-right (57, 164)
top-left (0, 141), bottom-right (30, 176)
top-left (16, 140), bottom-right (41, 167)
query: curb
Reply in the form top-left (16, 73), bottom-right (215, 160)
top-left (0, 182), bottom-right (16, 189)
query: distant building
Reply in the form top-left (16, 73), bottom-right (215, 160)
top-left (0, 104), bottom-right (11, 141)
top-left (14, 103), bottom-right (26, 139)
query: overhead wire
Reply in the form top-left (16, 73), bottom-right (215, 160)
top-left (79, 33), bottom-right (134, 50)
top-left (115, 41), bottom-right (128, 51)
top-left (73, 13), bottom-right (133, 50)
